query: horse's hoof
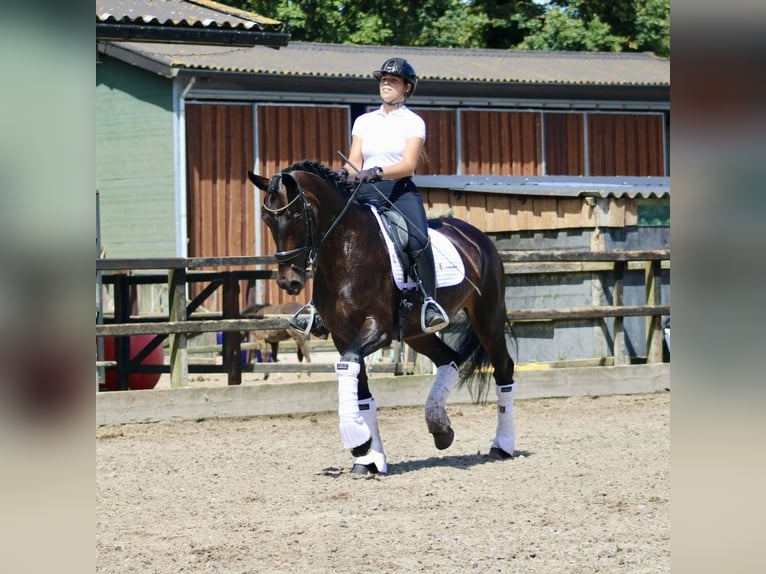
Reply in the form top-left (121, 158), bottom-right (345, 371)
top-left (432, 427), bottom-right (455, 450)
top-left (488, 446), bottom-right (514, 459)
top-left (351, 438), bottom-right (372, 457)
top-left (350, 463), bottom-right (379, 476)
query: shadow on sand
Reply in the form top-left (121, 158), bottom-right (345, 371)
top-left (320, 450), bottom-right (534, 479)
top-left (388, 450), bottom-right (534, 475)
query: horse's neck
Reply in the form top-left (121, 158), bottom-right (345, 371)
top-left (315, 202), bottom-right (372, 269)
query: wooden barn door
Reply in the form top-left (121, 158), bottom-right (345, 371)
top-left (459, 110), bottom-right (543, 176)
top-left (410, 108), bottom-right (457, 175)
top-left (544, 112), bottom-right (586, 175)
top-left (186, 103), bottom-right (254, 311)
top-left (254, 104), bottom-right (351, 307)
top-left (587, 113), bottom-right (666, 176)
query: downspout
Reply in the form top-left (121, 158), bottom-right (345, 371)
top-left (253, 103), bottom-right (264, 305)
top-left (173, 76), bottom-right (196, 257)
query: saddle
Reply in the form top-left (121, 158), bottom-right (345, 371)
top-left (368, 205), bottom-right (465, 291)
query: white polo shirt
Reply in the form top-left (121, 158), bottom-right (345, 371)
top-left (352, 105), bottom-right (426, 170)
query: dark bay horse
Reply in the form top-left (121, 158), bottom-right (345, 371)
top-left (248, 161), bottom-right (516, 474)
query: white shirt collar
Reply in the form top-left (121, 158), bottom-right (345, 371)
top-left (373, 104), bottom-right (409, 117)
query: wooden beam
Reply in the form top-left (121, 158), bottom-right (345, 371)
top-left (222, 274), bottom-right (242, 386)
top-left (168, 268), bottom-right (188, 388)
top-left (498, 249), bottom-right (669, 262)
top-left (508, 304), bottom-right (669, 322)
top-left (613, 261), bottom-right (626, 365)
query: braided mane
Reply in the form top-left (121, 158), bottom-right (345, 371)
top-left (282, 160), bottom-right (350, 193)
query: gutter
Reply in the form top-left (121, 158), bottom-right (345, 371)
top-left (96, 22), bottom-right (289, 47)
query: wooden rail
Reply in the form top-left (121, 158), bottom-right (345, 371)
top-left (498, 249), bottom-right (669, 365)
top-left (96, 249), bottom-right (669, 390)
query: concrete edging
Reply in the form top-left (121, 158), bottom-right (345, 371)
top-left (96, 363), bottom-right (670, 425)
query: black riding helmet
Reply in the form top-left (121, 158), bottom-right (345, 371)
top-left (372, 58), bottom-right (418, 98)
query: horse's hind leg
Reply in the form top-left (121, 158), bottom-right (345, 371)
top-left (467, 307), bottom-right (516, 458)
top-left (406, 336), bottom-right (462, 450)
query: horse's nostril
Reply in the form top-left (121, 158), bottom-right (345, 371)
top-left (276, 275), bottom-right (304, 295)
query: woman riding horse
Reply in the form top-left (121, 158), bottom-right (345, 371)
top-left (249, 58), bottom-right (517, 475)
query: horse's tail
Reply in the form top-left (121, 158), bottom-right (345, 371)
top-left (451, 321), bottom-right (493, 404)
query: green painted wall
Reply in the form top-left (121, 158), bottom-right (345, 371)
top-left (96, 56), bottom-right (176, 258)
top-left (637, 198), bottom-right (670, 227)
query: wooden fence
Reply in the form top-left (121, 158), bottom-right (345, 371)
top-left (96, 250), bottom-right (669, 390)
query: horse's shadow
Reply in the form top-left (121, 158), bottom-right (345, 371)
top-left (320, 450), bottom-right (534, 479)
top-left (388, 449), bottom-right (534, 475)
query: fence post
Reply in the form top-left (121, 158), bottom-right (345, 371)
top-left (645, 260), bottom-right (664, 363)
top-left (168, 267), bottom-right (188, 387)
top-left (613, 261), bottom-right (626, 365)
top-left (114, 274), bottom-right (131, 390)
top-left (222, 274), bottom-right (242, 385)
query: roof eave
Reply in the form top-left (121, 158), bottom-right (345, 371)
top-left (174, 70), bottom-right (669, 108)
top-left (96, 22), bottom-right (288, 47)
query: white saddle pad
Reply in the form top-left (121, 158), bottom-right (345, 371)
top-left (369, 205), bottom-right (465, 291)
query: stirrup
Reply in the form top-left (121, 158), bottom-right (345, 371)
top-left (288, 302), bottom-right (317, 338)
top-left (421, 297), bottom-right (449, 334)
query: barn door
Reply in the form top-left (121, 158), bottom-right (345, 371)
top-left (185, 102), bottom-right (351, 312)
top-left (185, 103), bottom-right (254, 311)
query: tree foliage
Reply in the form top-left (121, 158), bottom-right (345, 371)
top-left (224, 0), bottom-right (669, 57)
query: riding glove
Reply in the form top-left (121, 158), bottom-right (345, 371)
top-left (335, 167), bottom-right (349, 182)
top-left (355, 167), bottom-right (382, 184)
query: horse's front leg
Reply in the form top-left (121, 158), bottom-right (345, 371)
top-left (334, 317), bottom-right (391, 475)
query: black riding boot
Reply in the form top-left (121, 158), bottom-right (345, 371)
top-left (412, 245), bottom-right (449, 334)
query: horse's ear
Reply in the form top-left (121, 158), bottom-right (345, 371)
top-left (248, 170), bottom-right (270, 192)
top-left (280, 172), bottom-right (299, 197)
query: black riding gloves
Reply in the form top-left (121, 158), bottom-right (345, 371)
top-left (355, 167), bottom-right (382, 184)
top-left (335, 167), bottom-right (349, 182)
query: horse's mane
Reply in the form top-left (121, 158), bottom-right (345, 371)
top-left (280, 160), bottom-right (350, 195)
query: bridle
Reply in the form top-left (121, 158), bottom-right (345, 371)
top-left (262, 171), bottom-right (359, 273)
top-left (262, 173), bottom-right (318, 275)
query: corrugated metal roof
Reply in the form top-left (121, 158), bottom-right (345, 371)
top-left (97, 0), bottom-right (283, 30)
top-left (98, 40), bottom-right (669, 87)
top-left (97, 0), bottom-right (287, 47)
top-left (413, 175), bottom-right (669, 199)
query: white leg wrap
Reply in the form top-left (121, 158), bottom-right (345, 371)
top-left (336, 361), bottom-right (371, 449)
top-left (352, 398), bottom-right (387, 474)
top-left (425, 362), bottom-right (458, 434)
top-left (491, 382), bottom-right (516, 455)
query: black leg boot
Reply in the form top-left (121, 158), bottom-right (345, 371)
top-left (412, 245), bottom-right (449, 333)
